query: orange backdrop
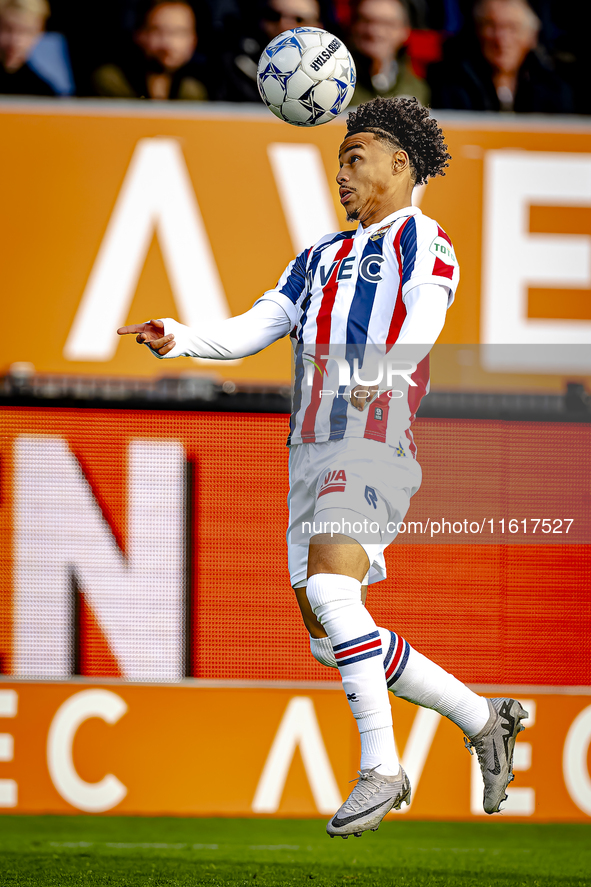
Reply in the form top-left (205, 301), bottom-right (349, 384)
top-left (1, 102), bottom-right (591, 390)
top-left (0, 407), bottom-right (589, 685)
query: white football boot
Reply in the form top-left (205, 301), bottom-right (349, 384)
top-left (464, 697), bottom-right (529, 814)
top-left (327, 766), bottom-right (411, 838)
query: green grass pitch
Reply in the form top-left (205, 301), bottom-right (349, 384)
top-left (0, 816), bottom-right (589, 886)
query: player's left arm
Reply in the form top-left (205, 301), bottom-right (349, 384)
top-left (350, 283), bottom-right (449, 410)
top-left (384, 215), bottom-right (459, 378)
top-left (399, 215), bottom-right (459, 309)
top-left (394, 214), bottom-right (459, 358)
top-left (394, 281), bottom-right (450, 356)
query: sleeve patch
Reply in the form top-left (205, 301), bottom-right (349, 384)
top-left (429, 235), bottom-right (457, 266)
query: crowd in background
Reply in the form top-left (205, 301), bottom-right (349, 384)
top-left (0, 0), bottom-right (588, 113)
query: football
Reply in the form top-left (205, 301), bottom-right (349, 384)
top-left (257, 28), bottom-right (356, 127)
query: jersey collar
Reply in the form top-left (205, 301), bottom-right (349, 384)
top-left (355, 205), bottom-right (421, 238)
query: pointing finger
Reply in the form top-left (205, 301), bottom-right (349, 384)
top-left (118, 325), bottom-right (145, 335)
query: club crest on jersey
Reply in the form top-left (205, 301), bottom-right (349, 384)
top-left (318, 469), bottom-right (347, 498)
top-left (429, 236), bottom-right (457, 265)
top-left (370, 222), bottom-right (394, 241)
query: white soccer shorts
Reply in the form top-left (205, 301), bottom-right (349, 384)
top-left (287, 436), bottom-right (422, 588)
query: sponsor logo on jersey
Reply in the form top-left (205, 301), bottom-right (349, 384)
top-left (318, 255), bottom-right (356, 285)
top-left (429, 236), bottom-right (457, 265)
top-left (359, 254), bottom-right (384, 282)
top-left (316, 253), bottom-right (384, 286)
top-left (364, 485), bottom-right (378, 509)
top-left (318, 469), bottom-right (347, 497)
top-left (309, 39), bottom-right (341, 72)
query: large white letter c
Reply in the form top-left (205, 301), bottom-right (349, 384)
top-left (47, 689), bottom-right (128, 812)
top-left (563, 704), bottom-right (591, 816)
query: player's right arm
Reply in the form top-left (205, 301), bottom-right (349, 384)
top-left (117, 249), bottom-right (309, 359)
top-left (118, 300), bottom-right (292, 360)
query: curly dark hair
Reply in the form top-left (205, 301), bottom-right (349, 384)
top-left (346, 97), bottom-right (451, 186)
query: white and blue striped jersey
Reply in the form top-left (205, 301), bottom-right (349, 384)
top-left (258, 206), bottom-right (459, 452)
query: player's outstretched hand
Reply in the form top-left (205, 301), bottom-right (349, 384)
top-left (117, 320), bottom-right (176, 356)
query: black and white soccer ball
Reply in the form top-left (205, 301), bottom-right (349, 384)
top-left (257, 28), bottom-right (356, 127)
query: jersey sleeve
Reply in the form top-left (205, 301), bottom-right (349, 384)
top-left (154, 300), bottom-right (291, 360)
top-left (398, 214), bottom-right (460, 307)
top-left (253, 248), bottom-right (309, 325)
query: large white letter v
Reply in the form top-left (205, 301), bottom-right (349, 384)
top-left (64, 138), bottom-right (229, 361)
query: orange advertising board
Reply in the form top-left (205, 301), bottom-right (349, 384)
top-left (1, 681), bottom-right (591, 822)
top-left (1, 407), bottom-right (589, 688)
top-left (1, 101), bottom-right (591, 389)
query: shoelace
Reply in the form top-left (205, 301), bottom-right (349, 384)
top-left (342, 768), bottom-right (388, 811)
top-left (348, 766), bottom-right (379, 785)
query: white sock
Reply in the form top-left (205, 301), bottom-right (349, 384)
top-left (310, 628), bottom-right (489, 738)
top-left (380, 628), bottom-right (490, 736)
top-left (306, 574), bottom-right (399, 775)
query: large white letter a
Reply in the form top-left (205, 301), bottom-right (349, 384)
top-left (64, 138), bottom-right (229, 361)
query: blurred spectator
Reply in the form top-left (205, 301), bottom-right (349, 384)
top-left (27, 29), bottom-right (74, 94)
top-left (429, 0), bottom-right (574, 112)
top-left (217, 0), bottom-right (323, 102)
top-left (92, 0), bottom-right (209, 99)
top-left (260, 0), bottom-right (323, 39)
top-left (348, 0), bottom-right (430, 105)
top-left (0, 0), bottom-right (56, 94)
top-left (334, 0), bottom-right (441, 30)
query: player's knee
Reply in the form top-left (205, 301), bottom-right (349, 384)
top-left (309, 635), bottom-right (337, 669)
top-left (308, 534), bottom-right (370, 583)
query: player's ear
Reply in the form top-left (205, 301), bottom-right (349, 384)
top-left (392, 149), bottom-right (410, 175)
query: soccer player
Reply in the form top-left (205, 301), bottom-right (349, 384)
top-left (118, 97), bottom-right (528, 838)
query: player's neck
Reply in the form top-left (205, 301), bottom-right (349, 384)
top-left (359, 188), bottom-right (415, 229)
